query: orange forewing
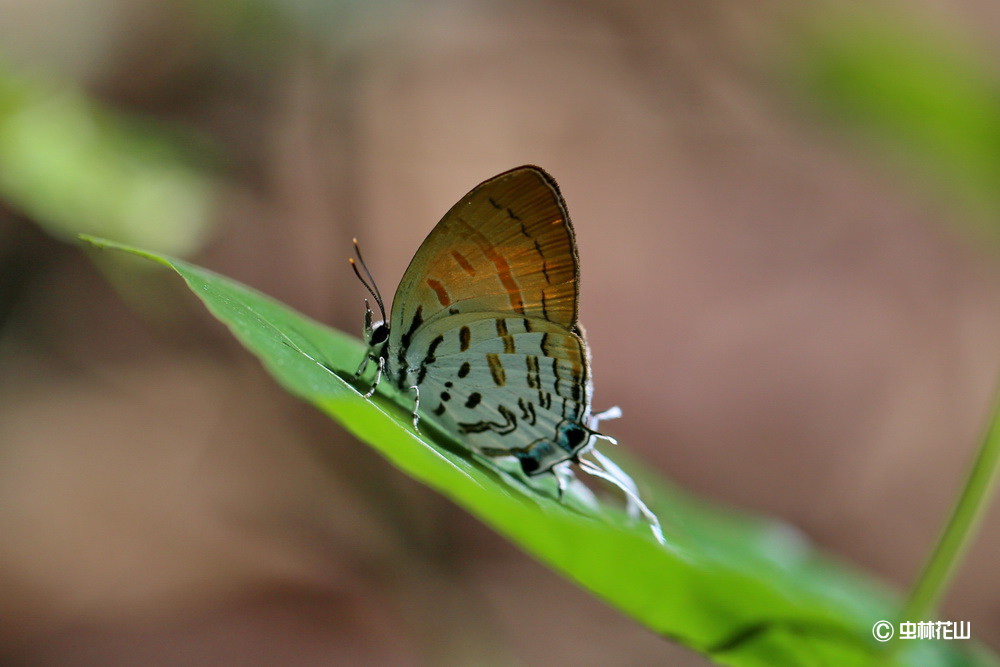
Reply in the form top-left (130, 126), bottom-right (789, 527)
top-left (389, 167), bottom-right (580, 338)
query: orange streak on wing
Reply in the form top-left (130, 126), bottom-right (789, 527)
top-left (482, 245), bottom-right (525, 314)
top-left (451, 251), bottom-right (477, 276)
top-left (426, 278), bottom-right (451, 307)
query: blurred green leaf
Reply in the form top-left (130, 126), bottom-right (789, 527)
top-left (790, 9), bottom-right (1000, 235)
top-left (0, 64), bottom-right (216, 255)
top-left (82, 235), bottom-right (996, 666)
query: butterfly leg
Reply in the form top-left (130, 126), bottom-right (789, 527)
top-left (588, 406), bottom-right (621, 446)
top-left (589, 405), bottom-right (622, 429)
top-left (553, 464), bottom-right (575, 500)
top-left (409, 385), bottom-right (421, 431)
top-left (354, 353), bottom-right (370, 378)
top-left (364, 356), bottom-right (384, 398)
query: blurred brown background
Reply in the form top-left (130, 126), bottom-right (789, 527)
top-left (1, 0), bottom-right (999, 664)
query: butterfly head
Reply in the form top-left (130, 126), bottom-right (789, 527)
top-left (350, 238), bottom-right (389, 352)
top-left (362, 298), bottom-right (389, 348)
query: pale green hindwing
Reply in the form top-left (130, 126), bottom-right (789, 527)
top-left (400, 311), bottom-right (596, 475)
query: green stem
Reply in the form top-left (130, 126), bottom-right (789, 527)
top-left (901, 383), bottom-right (1000, 624)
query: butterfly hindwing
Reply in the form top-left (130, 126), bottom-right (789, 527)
top-left (407, 314), bottom-right (596, 473)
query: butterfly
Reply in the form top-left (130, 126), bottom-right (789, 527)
top-left (351, 166), bottom-right (663, 543)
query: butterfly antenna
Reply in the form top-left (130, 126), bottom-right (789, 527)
top-left (349, 258), bottom-right (379, 310)
top-left (349, 238), bottom-right (387, 321)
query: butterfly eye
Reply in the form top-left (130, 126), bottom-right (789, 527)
top-left (370, 323), bottom-right (389, 346)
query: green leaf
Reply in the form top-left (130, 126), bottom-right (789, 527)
top-left (81, 235), bottom-right (994, 666)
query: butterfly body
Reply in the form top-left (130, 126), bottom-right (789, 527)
top-left (353, 166), bottom-right (663, 542)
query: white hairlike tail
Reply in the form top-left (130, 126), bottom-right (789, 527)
top-left (583, 407), bottom-right (665, 545)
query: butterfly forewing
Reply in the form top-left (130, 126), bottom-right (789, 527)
top-left (388, 167), bottom-right (579, 357)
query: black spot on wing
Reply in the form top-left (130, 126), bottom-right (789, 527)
top-left (534, 240), bottom-right (551, 283)
top-left (397, 305), bottom-right (424, 387)
top-left (415, 334), bottom-right (444, 386)
top-left (551, 356), bottom-right (560, 395)
top-left (400, 305), bottom-right (423, 350)
top-left (558, 421), bottom-right (588, 453)
top-left (519, 456), bottom-right (540, 475)
top-left (424, 335), bottom-right (443, 362)
top-left (458, 405), bottom-right (517, 436)
top-left (517, 397), bottom-right (537, 425)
